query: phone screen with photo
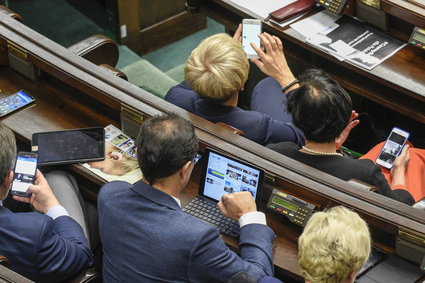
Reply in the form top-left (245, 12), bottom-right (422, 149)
top-left (377, 129), bottom-right (409, 168)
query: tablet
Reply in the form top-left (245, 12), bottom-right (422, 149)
top-left (31, 127), bottom-right (105, 165)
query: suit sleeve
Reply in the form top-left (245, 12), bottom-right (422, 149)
top-left (258, 115), bottom-right (304, 146)
top-left (366, 164), bottom-right (414, 205)
top-left (188, 224), bottom-right (275, 282)
top-left (35, 215), bottom-right (93, 282)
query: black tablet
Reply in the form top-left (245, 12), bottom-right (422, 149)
top-left (31, 127), bottom-right (105, 165)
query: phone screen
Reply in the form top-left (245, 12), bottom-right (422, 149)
top-left (377, 131), bottom-right (408, 168)
top-left (0, 91), bottom-right (35, 117)
top-left (242, 21), bottom-right (261, 58)
top-left (11, 154), bottom-right (38, 196)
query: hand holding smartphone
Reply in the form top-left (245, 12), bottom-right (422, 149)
top-left (376, 127), bottom-right (410, 169)
top-left (10, 152), bottom-right (38, 197)
top-left (242, 19), bottom-right (261, 59)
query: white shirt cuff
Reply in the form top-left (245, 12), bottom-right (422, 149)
top-left (239, 211), bottom-right (267, 227)
top-left (46, 205), bottom-right (69, 220)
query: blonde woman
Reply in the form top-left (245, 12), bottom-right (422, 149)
top-left (165, 25), bottom-right (304, 146)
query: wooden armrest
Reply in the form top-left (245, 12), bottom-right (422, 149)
top-left (0, 5), bottom-right (23, 23)
top-left (98, 64), bottom-right (128, 81)
top-left (348, 178), bottom-right (378, 192)
top-left (215, 122), bottom-right (245, 136)
top-left (0, 256), bottom-right (9, 268)
top-left (0, 265), bottom-right (33, 283)
top-left (66, 268), bottom-right (101, 283)
top-left (68, 35), bottom-right (119, 67)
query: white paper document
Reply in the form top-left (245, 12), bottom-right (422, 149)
top-left (290, 10), bottom-right (340, 39)
top-left (229, 0), bottom-right (297, 19)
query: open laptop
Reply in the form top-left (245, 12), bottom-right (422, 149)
top-left (183, 148), bottom-right (265, 238)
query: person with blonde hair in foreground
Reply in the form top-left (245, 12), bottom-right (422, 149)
top-left (298, 206), bottom-right (371, 283)
top-left (258, 206), bottom-right (371, 283)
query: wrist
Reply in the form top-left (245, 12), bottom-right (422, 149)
top-left (44, 200), bottom-right (60, 214)
top-left (281, 78), bottom-right (299, 94)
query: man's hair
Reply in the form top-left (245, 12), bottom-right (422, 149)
top-left (0, 124), bottom-right (17, 185)
top-left (185, 33), bottom-right (249, 103)
top-left (287, 69), bottom-right (352, 143)
top-left (136, 113), bottom-right (198, 184)
top-left (298, 206), bottom-right (371, 283)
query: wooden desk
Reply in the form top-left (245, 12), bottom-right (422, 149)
top-left (1, 9), bottom-right (425, 281)
top-left (200, 1), bottom-right (425, 124)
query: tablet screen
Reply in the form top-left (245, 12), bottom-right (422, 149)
top-left (32, 127), bottom-right (105, 165)
top-left (199, 148), bottom-right (264, 204)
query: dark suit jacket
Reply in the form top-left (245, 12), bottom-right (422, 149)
top-left (98, 180), bottom-right (276, 282)
top-left (267, 142), bottom-right (414, 205)
top-left (0, 206), bottom-right (93, 282)
top-left (165, 81), bottom-right (304, 146)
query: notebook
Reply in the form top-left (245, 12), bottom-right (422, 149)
top-left (183, 148), bottom-right (265, 238)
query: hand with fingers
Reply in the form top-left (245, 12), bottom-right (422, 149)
top-left (233, 23), bottom-right (242, 43)
top-left (217, 191), bottom-right (257, 220)
top-left (13, 169), bottom-right (60, 214)
top-left (251, 33), bottom-right (299, 92)
top-left (390, 145), bottom-right (410, 187)
top-left (335, 111), bottom-right (360, 149)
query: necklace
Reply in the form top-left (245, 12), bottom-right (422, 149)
top-left (301, 146), bottom-right (343, 156)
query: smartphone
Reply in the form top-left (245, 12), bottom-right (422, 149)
top-left (0, 90), bottom-right (35, 118)
top-left (376, 127), bottom-right (410, 169)
top-left (242, 19), bottom-right (261, 59)
top-left (10, 152), bottom-right (38, 197)
top-left (32, 127), bottom-right (105, 166)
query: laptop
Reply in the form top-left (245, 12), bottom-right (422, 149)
top-left (183, 148), bottom-right (265, 238)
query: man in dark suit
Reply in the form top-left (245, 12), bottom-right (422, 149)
top-left (98, 113), bottom-right (275, 282)
top-left (0, 124), bottom-right (93, 282)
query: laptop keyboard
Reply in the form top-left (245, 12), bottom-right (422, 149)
top-left (183, 196), bottom-right (240, 238)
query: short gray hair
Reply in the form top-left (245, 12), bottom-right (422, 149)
top-left (0, 123), bottom-right (17, 185)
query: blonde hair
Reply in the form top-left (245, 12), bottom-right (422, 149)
top-left (298, 206), bottom-right (371, 283)
top-left (185, 33), bottom-right (249, 102)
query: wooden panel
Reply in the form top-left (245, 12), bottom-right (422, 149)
top-left (139, 0), bottom-right (187, 28)
top-left (140, 11), bottom-right (206, 54)
top-left (381, 0), bottom-right (425, 27)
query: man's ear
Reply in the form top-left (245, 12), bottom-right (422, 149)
top-left (346, 269), bottom-right (359, 283)
top-left (0, 170), bottom-right (13, 197)
top-left (180, 161), bottom-right (193, 184)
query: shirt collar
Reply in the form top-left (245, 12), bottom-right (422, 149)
top-left (171, 196), bottom-right (181, 207)
top-left (0, 200), bottom-right (3, 206)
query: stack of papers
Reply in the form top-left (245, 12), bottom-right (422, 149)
top-left (290, 12), bottom-right (406, 70)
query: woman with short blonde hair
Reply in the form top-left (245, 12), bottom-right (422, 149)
top-left (185, 33), bottom-right (249, 103)
top-left (298, 206), bottom-right (371, 283)
top-left (165, 26), bottom-right (304, 146)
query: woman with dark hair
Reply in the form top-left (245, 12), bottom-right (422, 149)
top-left (267, 69), bottom-right (425, 205)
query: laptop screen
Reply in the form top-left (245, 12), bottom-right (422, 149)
top-left (199, 148), bottom-right (264, 203)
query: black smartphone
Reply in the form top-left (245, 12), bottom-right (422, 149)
top-left (31, 127), bottom-right (105, 165)
top-left (10, 152), bottom-right (38, 197)
top-left (0, 90), bottom-right (35, 118)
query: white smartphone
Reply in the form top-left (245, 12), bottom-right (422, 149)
top-left (242, 19), bottom-right (261, 59)
top-left (376, 127), bottom-right (410, 169)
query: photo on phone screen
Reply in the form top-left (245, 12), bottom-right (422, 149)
top-left (11, 152), bottom-right (38, 197)
top-left (242, 19), bottom-right (261, 59)
top-left (376, 128), bottom-right (409, 169)
top-left (0, 90), bottom-right (35, 118)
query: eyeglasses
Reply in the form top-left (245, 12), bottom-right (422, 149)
top-left (192, 153), bottom-right (202, 165)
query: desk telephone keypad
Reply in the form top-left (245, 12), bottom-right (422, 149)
top-left (183, 196), bottom-right (240, 238)
top-left (318, 0), bottom-right (347, 14)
